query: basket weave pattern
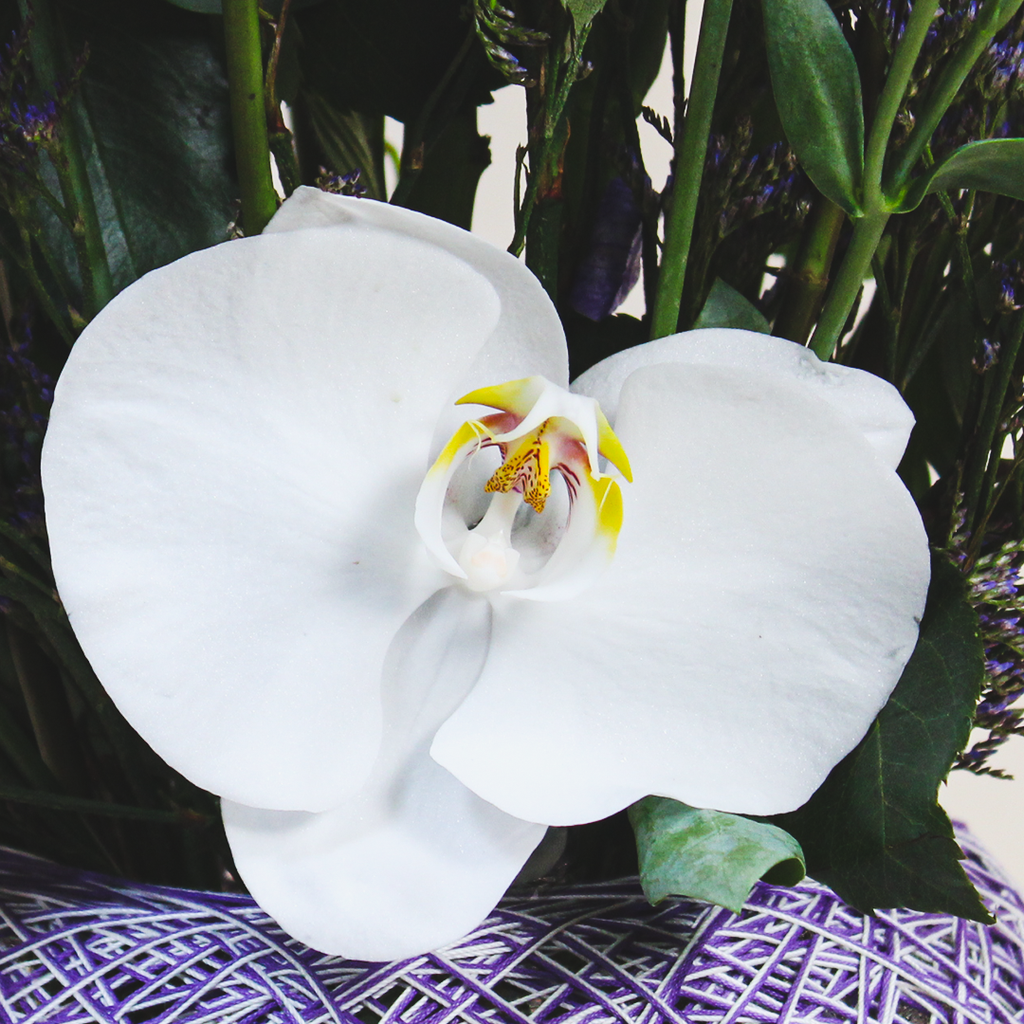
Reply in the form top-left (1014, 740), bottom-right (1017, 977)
top-left (0, 824), bottom-right (1021, 1024)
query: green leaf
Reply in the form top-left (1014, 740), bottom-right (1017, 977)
top-left (629, 796), bottom-right (805, 912)
top-left (562, 0), bottom-right (610, 33)
top-left (775, 551), bottom-right (992, 922)
top-left (693, 278), bottom-right (771, 333)
top-left (762, 0), bottom-right (864, 216)
top-left (893, 138), bottom-right (1024, 213)
top-left (48, 1), bottom-right (237, 297)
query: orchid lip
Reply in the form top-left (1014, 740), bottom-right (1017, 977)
top-left (415, 376), bottom-right (629, 600)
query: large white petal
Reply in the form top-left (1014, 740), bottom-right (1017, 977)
top-left (223, 586), bottom-right (545, 961)
top-left (268, 189), bottom-right (570, 453)
top-left (432, 361), bottom-right (930, 822)
top-left (573, 328), bottom-right (916, 468)
top-left (42, 195), bottom-right (564, 812)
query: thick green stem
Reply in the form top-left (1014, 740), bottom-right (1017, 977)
top-left (772, 197), bottom-right (845, 344)
top-left (809, 210), bottom-right (889, 359)
top-left (888, 0), bottom-right (1024, 191)
top-left (19, 0), bottom-right (113, 316)
top-left (863, 0), bottom-right (941, 198)
top-left (649, 0), bottom-right (734, 340)
top-left (223, 0), bottom-right (277, 235)
top-left (514, 16), bottom-right (586, 277)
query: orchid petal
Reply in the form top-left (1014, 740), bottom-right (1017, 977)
top-left (267, 189), bottom-right (569, 455)
top-left (573, 328), bottom-right (916, 468)
top-left (432, 359), bottom-right (930, 823)
top-left (414, 419), bottom-right (494, 577)
top-left (223, 586), bottom-right (545, 961)
top-left (42, 193), bottom-right (566, 813)
top-left (505, 471), bottom-right (623, 602)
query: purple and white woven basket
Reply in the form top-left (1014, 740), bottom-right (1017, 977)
top-left (0, 823), bottom-right (1021, 1024)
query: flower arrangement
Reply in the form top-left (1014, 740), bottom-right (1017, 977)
top-left (0, 0), bottom-right (1022, 966)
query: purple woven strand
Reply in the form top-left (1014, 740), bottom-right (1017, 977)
top-left (0, 823), bottom-right (1021, 1024)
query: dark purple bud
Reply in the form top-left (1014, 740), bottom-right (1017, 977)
top-left (568, 176), bottom-right (644, 322)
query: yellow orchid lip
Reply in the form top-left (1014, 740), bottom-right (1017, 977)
top-left (415, 376), bottom-right (631, 598)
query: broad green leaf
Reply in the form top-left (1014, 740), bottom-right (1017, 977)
top-left (45, 1), bottom-right (237, 298)
top-left (894, 138), bottom-right (1024, 212)
top-left (562, 0), bottom-right (610, 33)
top-left (630, 796), bottom-right (805, 912)
top-left (693, 278), bottom-right (771, 333)
top-left (775, 551), bottom-right (992, 922)
top-left (762, 0), bottom-right (864, 216)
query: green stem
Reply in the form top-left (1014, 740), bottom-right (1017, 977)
top-left (772, 197), bottom-right (845, 344)
top-left (512, 17), bottom-right (588, 270)
top-left (862, 0), bottom-right (941, 200)
top-left (263, 0), bottom-right (292, 114)
top-left (223, 0), bottom-right (277, 235)
top-left (888, 0), bottom-right (1024, 191)
top-left (809, 210), bottom-right (889, 359)
top-left (964, 312), bottom-right (1024, 536)
top-left (264, 0), bottom-right (300, 197)
top-left (649, 0), bottom-right (734, 340)
top-left (18, 0), bottom-right (113, 316)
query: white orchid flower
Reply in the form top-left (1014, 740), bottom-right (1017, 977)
top-left (41, 187), bottom-right (930, 961)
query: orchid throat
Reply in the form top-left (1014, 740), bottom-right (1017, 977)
top-left (415, 377), bottom-right (632, 600)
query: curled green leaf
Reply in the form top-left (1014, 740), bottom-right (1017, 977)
top-left (893, 138), bottom-right (1024, 213)
top-left (629, 796), bottom-right (805, 912)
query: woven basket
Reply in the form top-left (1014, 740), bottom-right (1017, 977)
top-left (0, 823), bottom-right (1021, 1024)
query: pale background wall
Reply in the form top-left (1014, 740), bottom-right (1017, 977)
top-left (467, 34), bottom-right (1024, 887)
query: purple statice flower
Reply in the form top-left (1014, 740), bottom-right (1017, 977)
top-left (954, 538), bottom-right (1024, 776)
top-left (707, 132), bottom-right (801, 239)
top-left (0, 24), bottom-right (83, 171)
top-left (995, 260), bottom-right (1024, 313)
top-left (6, 97), bottom-right (58, 146)
top-left (317, 167), bottom-right (367, 198)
